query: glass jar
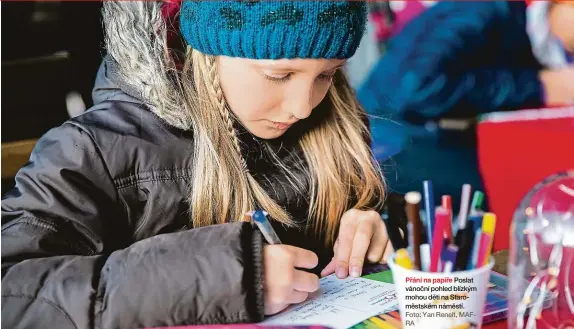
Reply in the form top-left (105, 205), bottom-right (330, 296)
top-left (508, 171), bottom-right (574, 329)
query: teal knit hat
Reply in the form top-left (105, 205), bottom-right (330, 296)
top-left (180, 1), bottom-right (367, 60)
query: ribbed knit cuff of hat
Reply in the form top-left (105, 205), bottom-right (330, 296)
top-left (180, 1), bottom-right (367, 60)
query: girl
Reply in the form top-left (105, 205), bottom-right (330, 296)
top-left (1, 1), bottom-right (392, 328)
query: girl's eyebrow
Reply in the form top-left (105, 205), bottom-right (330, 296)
top-left (326, 63), bottom-right (346, 71)
top-left (254, 60), bottom-right (347, 72)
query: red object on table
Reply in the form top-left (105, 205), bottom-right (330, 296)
top-left (477, 107), bottom-right (574, 252)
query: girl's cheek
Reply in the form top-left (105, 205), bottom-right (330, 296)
top-left (228, 89), bottom-right (280, 122)
top-left (244, 100), bottom-right (280, 121)
top-left (242, 86), bottom-right (284, 120)
top-left (219, 63), bottom-right (284, 121)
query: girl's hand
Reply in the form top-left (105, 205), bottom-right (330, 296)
top-left (320, 209), bottom-right (393, 278)
top-left (263, 245), bottom-right (320, 315)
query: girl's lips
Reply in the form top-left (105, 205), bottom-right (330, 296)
top-left (270, 121), bottom-right (294, 130)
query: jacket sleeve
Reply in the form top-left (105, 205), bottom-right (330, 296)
top-left (1, 123), bottom-right (264, 329)
top-left (358, 1), bottom-right (545, 122)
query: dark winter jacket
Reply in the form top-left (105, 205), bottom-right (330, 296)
top-left (1, 56), bottom-right (341, 329)
top-left (359, 1), bottom-right (544, 123)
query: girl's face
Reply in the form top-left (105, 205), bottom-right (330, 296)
top-left (218, 56), bottom-right (346, 139)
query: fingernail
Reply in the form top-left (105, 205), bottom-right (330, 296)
top-left (336, 267), bottom-right (347, 278)
top-left (350, 267), bottom-right (361, 278)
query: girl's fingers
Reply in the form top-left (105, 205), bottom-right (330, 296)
top-left (334, 211), bottom-right (360, 278)
top-left (321, 258), bottom-right (336, 277)
top-left (289, 246), bottom-right (319, 269)
top-left (266, 302), bottom-right (289, 316)
top-left (292, 269), bottom-right (320, 293)
top-left (348, 219), bottom-right (375, 277)
top-left (286, 290), bottom-right (310, 304)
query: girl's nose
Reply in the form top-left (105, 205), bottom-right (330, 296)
top-left (283, 86), bottom-right (314, 120)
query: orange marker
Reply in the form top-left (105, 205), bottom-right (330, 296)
top-left (380, 314), bottom-right (402, 328)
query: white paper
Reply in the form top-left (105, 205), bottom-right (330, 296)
top-left (262, 275), bottom-right (397, 329)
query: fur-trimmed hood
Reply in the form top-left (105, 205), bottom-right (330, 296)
top-left (101, 1), bottom-right (191, 129)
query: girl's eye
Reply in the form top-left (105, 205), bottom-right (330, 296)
top-left (317, 69), bottom-right (338, 82)
top-left (263, 70), bottom-right (337, 84)
top-left (264, 73), bottom-right (292, 83)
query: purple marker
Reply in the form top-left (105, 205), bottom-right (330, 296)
top-left (442, 244), bottom-right (459, 273)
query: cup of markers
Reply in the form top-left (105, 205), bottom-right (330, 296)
top-left (387, 182), bottom-right (497, 329)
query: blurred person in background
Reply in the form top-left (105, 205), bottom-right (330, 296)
top-left (1, 1), bottom-right (397, 328)
top-left (358, 0), bottom-right (574, 211)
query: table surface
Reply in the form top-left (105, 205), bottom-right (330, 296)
top-left (484, 250), bottom-right (509, 329)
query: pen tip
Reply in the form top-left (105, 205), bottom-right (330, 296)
top-left (252, 210), bottom-right (267, 223)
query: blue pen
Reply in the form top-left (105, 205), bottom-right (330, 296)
top-left (423, 180), bottom-right (435, 249)
top-left (469, 212), bottom-right (484, 267)
top-left (469, 213), bottom-right (484, 232)
top-left (468, 228), bottom-right (483, 270)
top-left (252, 210), bottom-right (282, 244)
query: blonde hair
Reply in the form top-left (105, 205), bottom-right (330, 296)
top-left (103, 1), bottom-right (385, 246)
